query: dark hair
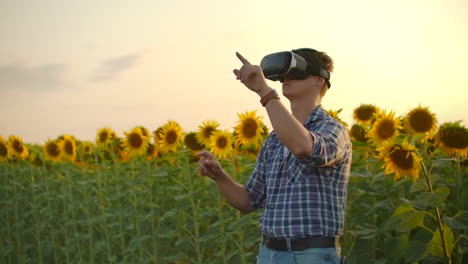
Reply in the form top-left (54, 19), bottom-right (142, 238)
top-left (293, 48), bottom-right (333, 94)
top-left (292, 48), bottom-right (334, 73)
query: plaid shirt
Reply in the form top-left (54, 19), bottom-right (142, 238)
top-left (245, 106), bottom-right (352, 238)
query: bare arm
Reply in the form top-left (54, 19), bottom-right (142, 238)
top-left (233, 52), bottom-right (313, 159)
top-left (196, 151), bottom-right (254, 214)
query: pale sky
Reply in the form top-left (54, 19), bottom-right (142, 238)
top-left (1, 0), bottom-right (467, 144)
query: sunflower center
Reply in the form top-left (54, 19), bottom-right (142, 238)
top-left (12, 140), bottom-right (23, 153)
top-left (389, 148), bottom-right (414, 170)
top-left (99, 132), bottom-right (108, 143)
top-left (0, 143), bottom-right (8, 157)
top-left (84, 145), bottom-right (91, 153)
top-left (409, 111), bottom-right (434, 133)
top-left (356, 107), bottom-right (376, 122)
top-left (129, 133), bottom-right (143, 148)
top-left (203, 127), bottom-right (215, 138)
top-left (64, 141), bottom-right (74, 155)
top-left (47, 143), bottom-right (60, 157)
top-left (166, 131), bottom-right (178, 144)
top-left (440, 127), bottom-right (468, 149)
top-left (376, 119), bottom-right (395, 140)
top-left (216, 136), bottom-right (228, 148)
top-left (242, 119), bottom-right (258, 139)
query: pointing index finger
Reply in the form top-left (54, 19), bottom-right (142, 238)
top-left (236, 52), bottom-right (251, 65)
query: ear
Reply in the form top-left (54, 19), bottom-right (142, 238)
top-left (314, 76), bottom-right (325, 87)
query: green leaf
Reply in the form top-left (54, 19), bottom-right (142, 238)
top-left (384, 203), bottom-right (426, 232)
top-left (430, 224), bottom-right (454, 257)
top-left (384, 234), bottom-right (409, 261)
top-left (443, 210), bottom-right (468, 230)
top-left (412, 186), bottom-right (450, 209)
top-left (405, 239), bottom-right (430, 263)
top-left (410, 180), bottom-right (427, 193)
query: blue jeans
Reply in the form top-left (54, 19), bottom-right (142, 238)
top-left (257, 243), bottom-right (341, 264)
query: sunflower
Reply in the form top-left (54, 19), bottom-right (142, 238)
top-left (122, 127), bottom-right (150, 157)
top-left (353, 104), bottom-right (379, 126)
top-left (158, 121), bottom-right (184, 153)
top-left (81, 141), bottom-right (93, 156)
top-left (435, 122), bottom-right (468, 158)
top-left (327, 108), bottom-right (349, 127)
top-left (136, 126), bottom-right (151, 138)
top-left (0, 136), bottom-right (10, 162)
top-left (367, 110), bottom-right (402, 146)
top-left (349, 123), bottom-right (369, 143)
top-left (235, 110), bottom-right (264, 147)
top-left (59, 135), bottom-right (77, 162)
top-left (146, 143), bottom-right (158, 161)
top-left (196, 120), bottom-right (220, 146)
top-left (29, 150), bottom-right (43, 167)
top-left (377, 139), bottom-right (422, 181)
top-left (404, 105), bottom-right (438, 139)
top-left (210, 130), bottom-right (234, 159)
top-left (43, 140), bottom-right (62, 162)
top-left (153, 127), bottom-right (164, 143)
top-left (96, 127), bottom-right (115, 148)
top-left (261, 122), bottom-right (270, 137)
top-left (184, 132), bottom-right (205, 151)
top-left (8, 135), bottom-right (29, 160)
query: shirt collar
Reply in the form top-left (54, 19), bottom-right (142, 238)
top-left (304, 105), bottom-right (326, 125)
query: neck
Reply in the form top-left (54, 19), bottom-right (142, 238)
top-left (290, 95), bottom-right (322, 123)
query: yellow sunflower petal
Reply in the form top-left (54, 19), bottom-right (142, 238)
top-left (8, 135), bottom-right (29, 160)
top-left (435, 122), bottom-right (468, 158)
top-left (234, 110), bottom-right (264, 147)
top-left (96, 127), bottom-right (116, 148)
top-left (43, 139), bottom-right (62, 162)
top-left (158, 121), bottom-right (184, 153)
top-left (210, 130), bottom-right (234, 159)
top-left (377, 139), bottom-right (422, 181)
top-left (59, 135), bottom-right (77, 162)
top-left (122, 127), bottom-right (150, 157)
top-left (367, 110), bottom-right (402, 146)
top-left (353, 104), bottom-right (380, 126)
top-left (196, 120), bottom-right (220, 146)
top-left (0, 136), bottom-right (10, 162)
top-left (404, 104), bottom-right (438, 140)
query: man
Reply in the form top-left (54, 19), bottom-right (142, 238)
top-left (197, 48), bottom-right (352, 264)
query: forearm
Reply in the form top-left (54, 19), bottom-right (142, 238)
top-left (263, 97), bottom-right (313, 159)
top-left (214, 172), bottom-right (254, 214)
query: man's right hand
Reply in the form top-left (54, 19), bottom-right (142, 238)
top-left (196, 150), bottom-right (225, 181)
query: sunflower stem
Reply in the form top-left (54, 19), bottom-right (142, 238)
top-left (421, 160), bottom-right (452, 264)
top-left (456, 156), bottom-right (462, 201)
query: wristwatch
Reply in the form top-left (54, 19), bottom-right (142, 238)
top-left (260, 89), bottom-right (280, 107)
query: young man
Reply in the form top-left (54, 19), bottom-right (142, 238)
top-left (197, 48), bottom-right (352, 264)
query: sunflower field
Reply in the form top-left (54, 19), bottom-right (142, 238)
top-left (1, 106), bottom-right (467, 264)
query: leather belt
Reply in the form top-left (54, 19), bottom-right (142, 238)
top-left (262, 234), bottom-right (336, 251)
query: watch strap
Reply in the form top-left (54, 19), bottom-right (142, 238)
top-left (260, 89), bottom-right (280, 107)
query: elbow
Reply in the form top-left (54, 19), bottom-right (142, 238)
top-left (239, 208), bottom-right (253, 215)
top-left (238, 204), bottom-right (255, 215)
top-left (291, 143), bottom-right (313, 159)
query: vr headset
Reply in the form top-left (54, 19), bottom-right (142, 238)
top-left (260, 48), bottom-right (331, 88)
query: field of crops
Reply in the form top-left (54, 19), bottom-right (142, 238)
top-left (1, 105), bottom-right (467, 263)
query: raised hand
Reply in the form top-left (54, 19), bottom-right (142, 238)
top-left (233, 52), bottom-right (270, 96)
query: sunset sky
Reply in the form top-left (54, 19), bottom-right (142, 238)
top-left (1, 0), bottom-right (467, 144)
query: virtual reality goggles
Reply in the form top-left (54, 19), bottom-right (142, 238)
top-left (260, 49), bottom-right (331, 88)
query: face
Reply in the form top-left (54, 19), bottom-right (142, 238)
top-left (281, 75), bottom-right (323, 100)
